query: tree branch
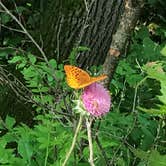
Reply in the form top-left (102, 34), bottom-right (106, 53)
top-left (103, 0), bottom-right (144, 87)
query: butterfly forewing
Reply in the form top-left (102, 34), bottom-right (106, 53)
top-left (64, 65), bottom-right (91, 89)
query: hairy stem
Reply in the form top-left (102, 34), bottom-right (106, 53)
top-left (62, 115), bottom-right (83, 166)
top-left (86, 117), bottom-right (95, 166)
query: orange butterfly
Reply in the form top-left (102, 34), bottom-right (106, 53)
top-left (64, 65), bottom-right (107, 89)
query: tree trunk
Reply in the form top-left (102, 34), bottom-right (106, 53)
top-left (41, 0), bottom-right (124, 68)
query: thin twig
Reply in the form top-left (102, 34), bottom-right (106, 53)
top-left (62, 115), bottom-right (83, 166)
top-left (0, 116), bottom-right (8, 129)
top-left (76, 0), bottom-right (95, 47)
top-left (56, 15), bottom-right (64, 61)
top-left (13, 0), bottom-right (22, 23)
top-left (0, 24), bottom-right (25, 34)
top-left (84, 0), bottom-right (89, 12)
top-left (86, 117), bottom-right (95, 166)
top-left (0, 2), bottom-right (48, 63)
top-left (117, 80), bottom-right (126, 111)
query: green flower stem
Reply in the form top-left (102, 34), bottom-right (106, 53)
top-left (62, 115), bottom-right (83, 166)
top-left (86, 117), bottom-right (95, 166)
top-left (44, 121), bottom-right (51, 166)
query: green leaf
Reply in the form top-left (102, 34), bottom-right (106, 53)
top-left (158, 81), bottom-right (166, 105)
top-left (69, 46), bottom-right (90, 64)
top-left (27, 79), bottom-right (38, 87)
top-left (143, 37), bottom-right (158, 58)
top-left (31, 87), bottom-right (49, 93)
top-left (12, 158), bottom-right (27, 166)
top-left (135, 26), bottom-right (149, 39)
top-left (148, 150), bottom-right (166, 166)
top-left (126, 74), bottom-right (143, 86)
top-left (1, 13), bottom-right (11, 24)
top-left (55, 70), bottom-right (64, 80)
top-left (149, 150), bottom-right (166, 166)
top-left (17, 6), bottom-right (28, 14)
top-left (117, 60), bottom-right (136, 75)
top-left (130, 148), bottom-right (149, 160)
top-left (138, 106), bottom-right (166, 115)
top-left (18, 139), bottom-right (33, 163)
top-left (17, 62), bottom-right (27, 69)
top-left (0, 147), bottom-right (14, 164)
top-left (26, 3), bottom-right (32, 7)
top-left (143, 62), bottom-right (166, 82)
top-left (49, 59), bottom-right (57, 68)
top-left (161, 45), bottom-right (166, 56)
top-left (131, 149), bottom-right (166, 166)
top-left (8, 56), bottom-right (23, 63)
top-left (47, 75), bottom-right (54, 82)
top-left (116, 158), bottom-right (126, 166)
top-left (21, 66), bottom-right (37, 79)
top-left (28, 53), bottom-right (36, 64)
top-left (0, 48), bottom-right (15, 59)
top-left (148, 0), bottom-right (158, 5)
top-left (5, 116), bottom-right (16, 129)
top-left (140, 127), bottom-right (154, 150)
top-left (0, 139), bottom-right (7, 149)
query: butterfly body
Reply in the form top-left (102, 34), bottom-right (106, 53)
top-left (64, 65), bottom-right (107, 89)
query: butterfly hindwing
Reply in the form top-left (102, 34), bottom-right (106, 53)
top-left (91, 75), bottom-right (107, 83)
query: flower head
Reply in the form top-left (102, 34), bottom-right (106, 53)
top-left (82, 83), bottom-right (111, 117)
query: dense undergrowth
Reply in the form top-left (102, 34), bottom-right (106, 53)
top-left (0, 1), bottom-right (166, 166)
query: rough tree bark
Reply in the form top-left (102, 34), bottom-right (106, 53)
top-left (41, 0), bottom-right (124, 67)
top-left (40, 0), bottom-right (85, 60)
top-left (76, 0), bottom-right (124, 67)
top-left (103, 0), bottom-right (144, 87)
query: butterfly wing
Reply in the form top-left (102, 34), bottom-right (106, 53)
top-left (64, 65), bottom-right (108, 89)
top-left (64, 65), bottom-right (91, 89)
top-left (76, 74), bottom-right (107, 89)
top-left (91, 75), bottom-right (107, 83)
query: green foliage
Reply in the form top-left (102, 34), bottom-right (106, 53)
top-left (7, 52), bottom-right (67, 113)
top-left (108, 16), bottom-right (166, 165)
top-left (0, 114), bottom-right (73, 165)
top-left (138, 62), bottom-right (166, 115)
top-left (131, 148), bottom-right (166, 166)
